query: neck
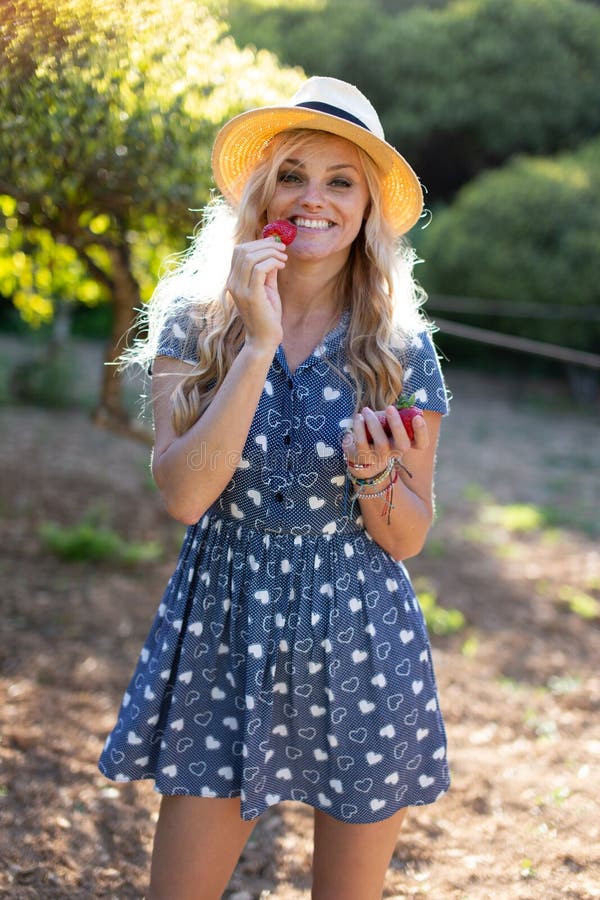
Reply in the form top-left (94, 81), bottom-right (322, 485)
top-left (278, 258), bottom-right (347, 324)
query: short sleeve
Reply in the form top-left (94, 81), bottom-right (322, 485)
top-left (400, 330), bottom-right (450, 415)
top-left (149, 309), bottom-right (202, 374)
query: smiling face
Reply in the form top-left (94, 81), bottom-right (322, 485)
top-left (265, 132), bottom-right (371, 269)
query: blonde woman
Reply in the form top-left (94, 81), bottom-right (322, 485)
top-left (99, 77), bottom-right (451, 900)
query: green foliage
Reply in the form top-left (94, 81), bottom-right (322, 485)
top-left (415, 578), bottom-right (466, 635)
top-left (557, 585), bottom-right (599, 620)
top-left (223, 0), bottom-right (600, 198)
top-left (9, 341), bottom-right (77, 407)
top-left (0, 0), bottom-right (303, 328)
top-left (0, 195), bottom-right (109, 328)
top-left (419, 136), bottom-right (600, 352)
top-left (479, 503), bottom-right (546, 534)
top-left (39, 515), bottom-right (163, 564)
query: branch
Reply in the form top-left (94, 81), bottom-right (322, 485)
top-left (0, 180), bottom-right (30, 202)
top-left (78, 227), bottom-right (121, 249)
top-left (76, 246), bottom-right (115, 292)
top-left (0, 186), bottom-right (116, 290)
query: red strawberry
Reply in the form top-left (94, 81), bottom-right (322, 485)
top-left (363, 394), bottom-right (422, 442)
top-left (262, 219), bottom-right (297, 245)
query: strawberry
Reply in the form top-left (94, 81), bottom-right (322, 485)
top-left (262, 219), bottom-right (297, 245)
top-left (363, 394), bottom-right (422, 442)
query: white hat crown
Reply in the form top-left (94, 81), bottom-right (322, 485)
top-left (290, 77), bottom-right (386, 142)
top-left (211, 76), bottom-right (423, 235)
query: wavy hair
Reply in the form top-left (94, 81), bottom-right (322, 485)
top-left (125, 129), bottom-right (430, 436)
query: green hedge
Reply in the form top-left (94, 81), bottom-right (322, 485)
top-left (225, 0), bottom-right (600, 199)
top-left (419, 137), bottom-right (600, 354)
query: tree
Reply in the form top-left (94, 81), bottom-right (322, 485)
top-left (0, 0), bottom-right (302, 426)
top-left (418, 136), bottom-right (600, 354)
top-left (224, 0), bottom-right (600, 198)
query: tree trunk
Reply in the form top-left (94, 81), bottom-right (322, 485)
top-left (92, 241), bottom-right (150, 442)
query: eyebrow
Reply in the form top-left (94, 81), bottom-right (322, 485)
top-left (283, 158), bottom-right (359, 172)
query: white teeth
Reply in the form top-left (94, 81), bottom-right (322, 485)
top-left (294, 217), bottom-right (332, 230)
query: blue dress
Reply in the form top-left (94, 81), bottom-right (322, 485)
top-left (98, 310), bottom-right (451, 823)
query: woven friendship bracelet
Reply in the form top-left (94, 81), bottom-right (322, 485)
top-left (343, 457), bottom-right (413, 525)
top-left (346, 457), bottom-right (395, 487)
top-left (351, 468), bottom-right (399, 525)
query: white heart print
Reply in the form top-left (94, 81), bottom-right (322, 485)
top-left (99, 317), bottom-right (450, 823)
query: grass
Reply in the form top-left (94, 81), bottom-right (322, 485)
top-left (461, 635), bottom-right (480, 658)
top-left (519, 858), bottom-right (537, 880)
top-left (415, 577), bottom-right (466, 636)
top-left (461, 486), bottom-right (600, 542)
top-left (557, 585), bottom-right (599, 620)
top-left (535, 786), bottom-right (571, 809)
top-left (546, 674), bottom-right (581, 695)
top-left (540, 504), bottom-right (600, 538)
top-left (39, 513), bottom-right (162, 565)
top-left (479, 502), bottom-right (545, 533)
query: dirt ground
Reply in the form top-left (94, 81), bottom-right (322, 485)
top-left (0, 357), bottom-right (599, 899)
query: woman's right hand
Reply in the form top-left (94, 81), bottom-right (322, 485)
top-left (225, 237), bottom-right (288, 351)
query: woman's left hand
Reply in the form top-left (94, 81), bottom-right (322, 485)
top-left (342, 405), bottom-right (429, 475)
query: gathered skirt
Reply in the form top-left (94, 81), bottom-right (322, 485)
top-left (98, 513), bottom-right (450, 823)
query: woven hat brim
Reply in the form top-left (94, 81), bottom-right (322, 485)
top-left (211, 106), bottom-right (423, 236)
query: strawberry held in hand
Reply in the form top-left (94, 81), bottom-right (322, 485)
top-left (262, 219), bottom-right (297, 245)
top-left (364, 394), bottom-right (422, 442)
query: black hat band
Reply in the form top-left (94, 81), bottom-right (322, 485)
top-left (296, 101), bottom-right (370, 132)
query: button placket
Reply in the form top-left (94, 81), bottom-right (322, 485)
top-left (282, 374), bottom-right (296, 478)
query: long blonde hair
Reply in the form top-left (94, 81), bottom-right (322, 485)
top-left (129, 129), bottom-right (430, 435)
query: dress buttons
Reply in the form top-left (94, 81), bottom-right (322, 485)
top-left (287, 378), bottom-right (293, 389)
top-left (275, 491), bottom-right (284, 502)
top-left (284, 433), bottom-right (291, 445)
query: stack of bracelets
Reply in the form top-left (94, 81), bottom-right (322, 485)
top-left (344, 456), bottom-right (413, 525)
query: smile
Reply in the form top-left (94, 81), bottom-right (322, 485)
top-left (292, 217), bottom-right (334, 230)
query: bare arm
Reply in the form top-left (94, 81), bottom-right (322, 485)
top-left (342, 407), bottom-right (442, 561)
top-left (152, 236), bottom-right (288, 524)
top-left (151, 346), bottom-right (277, 524)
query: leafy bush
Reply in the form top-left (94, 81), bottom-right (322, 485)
top-left (40, 517), bottom-right (162, 564)
top-left (0, 0), bottom-right (303, 417)
top-left (419, 137), bottom-right (600, 353)
top-left (224, 0), bottom-right (600, 198)
top-left (415, 578), bottom-right (466, 636)
top-left (10, 342), bottom-right (77, 407)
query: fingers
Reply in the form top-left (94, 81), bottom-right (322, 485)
top-left (410, 413), bottom-right (429, 449)
top-left (384, 406), bottom-right (429, 452)
top-left (342, 415), bottom-right (377, 470)
top-left (343, 410), bottom-right (388, 473)
top-left (227, 238), bottom-right (288, 296)
top-left (226, 239), bottom-right (288, 346)
top-left (343, 407), bottom-right (429, 472)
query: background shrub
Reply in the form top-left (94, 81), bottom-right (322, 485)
top-left (419, 136), bottom-right (600, 354)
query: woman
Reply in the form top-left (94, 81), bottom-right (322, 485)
top-left (99, 76), bottom-right (450, 900)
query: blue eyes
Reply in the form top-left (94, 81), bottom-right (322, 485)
top-left (278, 171), bottom-right (352, 189)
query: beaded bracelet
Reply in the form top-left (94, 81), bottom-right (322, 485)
top-left (342, 457), bottom-right (371, 471)
top-left (346, 457), bottom-right (395, 488)
top-left (343, 457), bottom-right (413, 525)
top-left (352, 468), bottom-right (399, 525)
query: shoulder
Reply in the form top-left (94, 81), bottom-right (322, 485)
top-left (391, 328), bottom-right (450, 415)
top-left (149, 302), bottom-right (207, 373)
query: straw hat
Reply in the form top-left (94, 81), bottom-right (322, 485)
top-left (211, 76), bottom-right (424, 236)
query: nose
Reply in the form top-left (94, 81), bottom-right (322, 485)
top-left (300, 178), bottom-right (324, 208)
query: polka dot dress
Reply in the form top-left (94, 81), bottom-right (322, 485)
top-left (98, 310), bottom-right (451, 823)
